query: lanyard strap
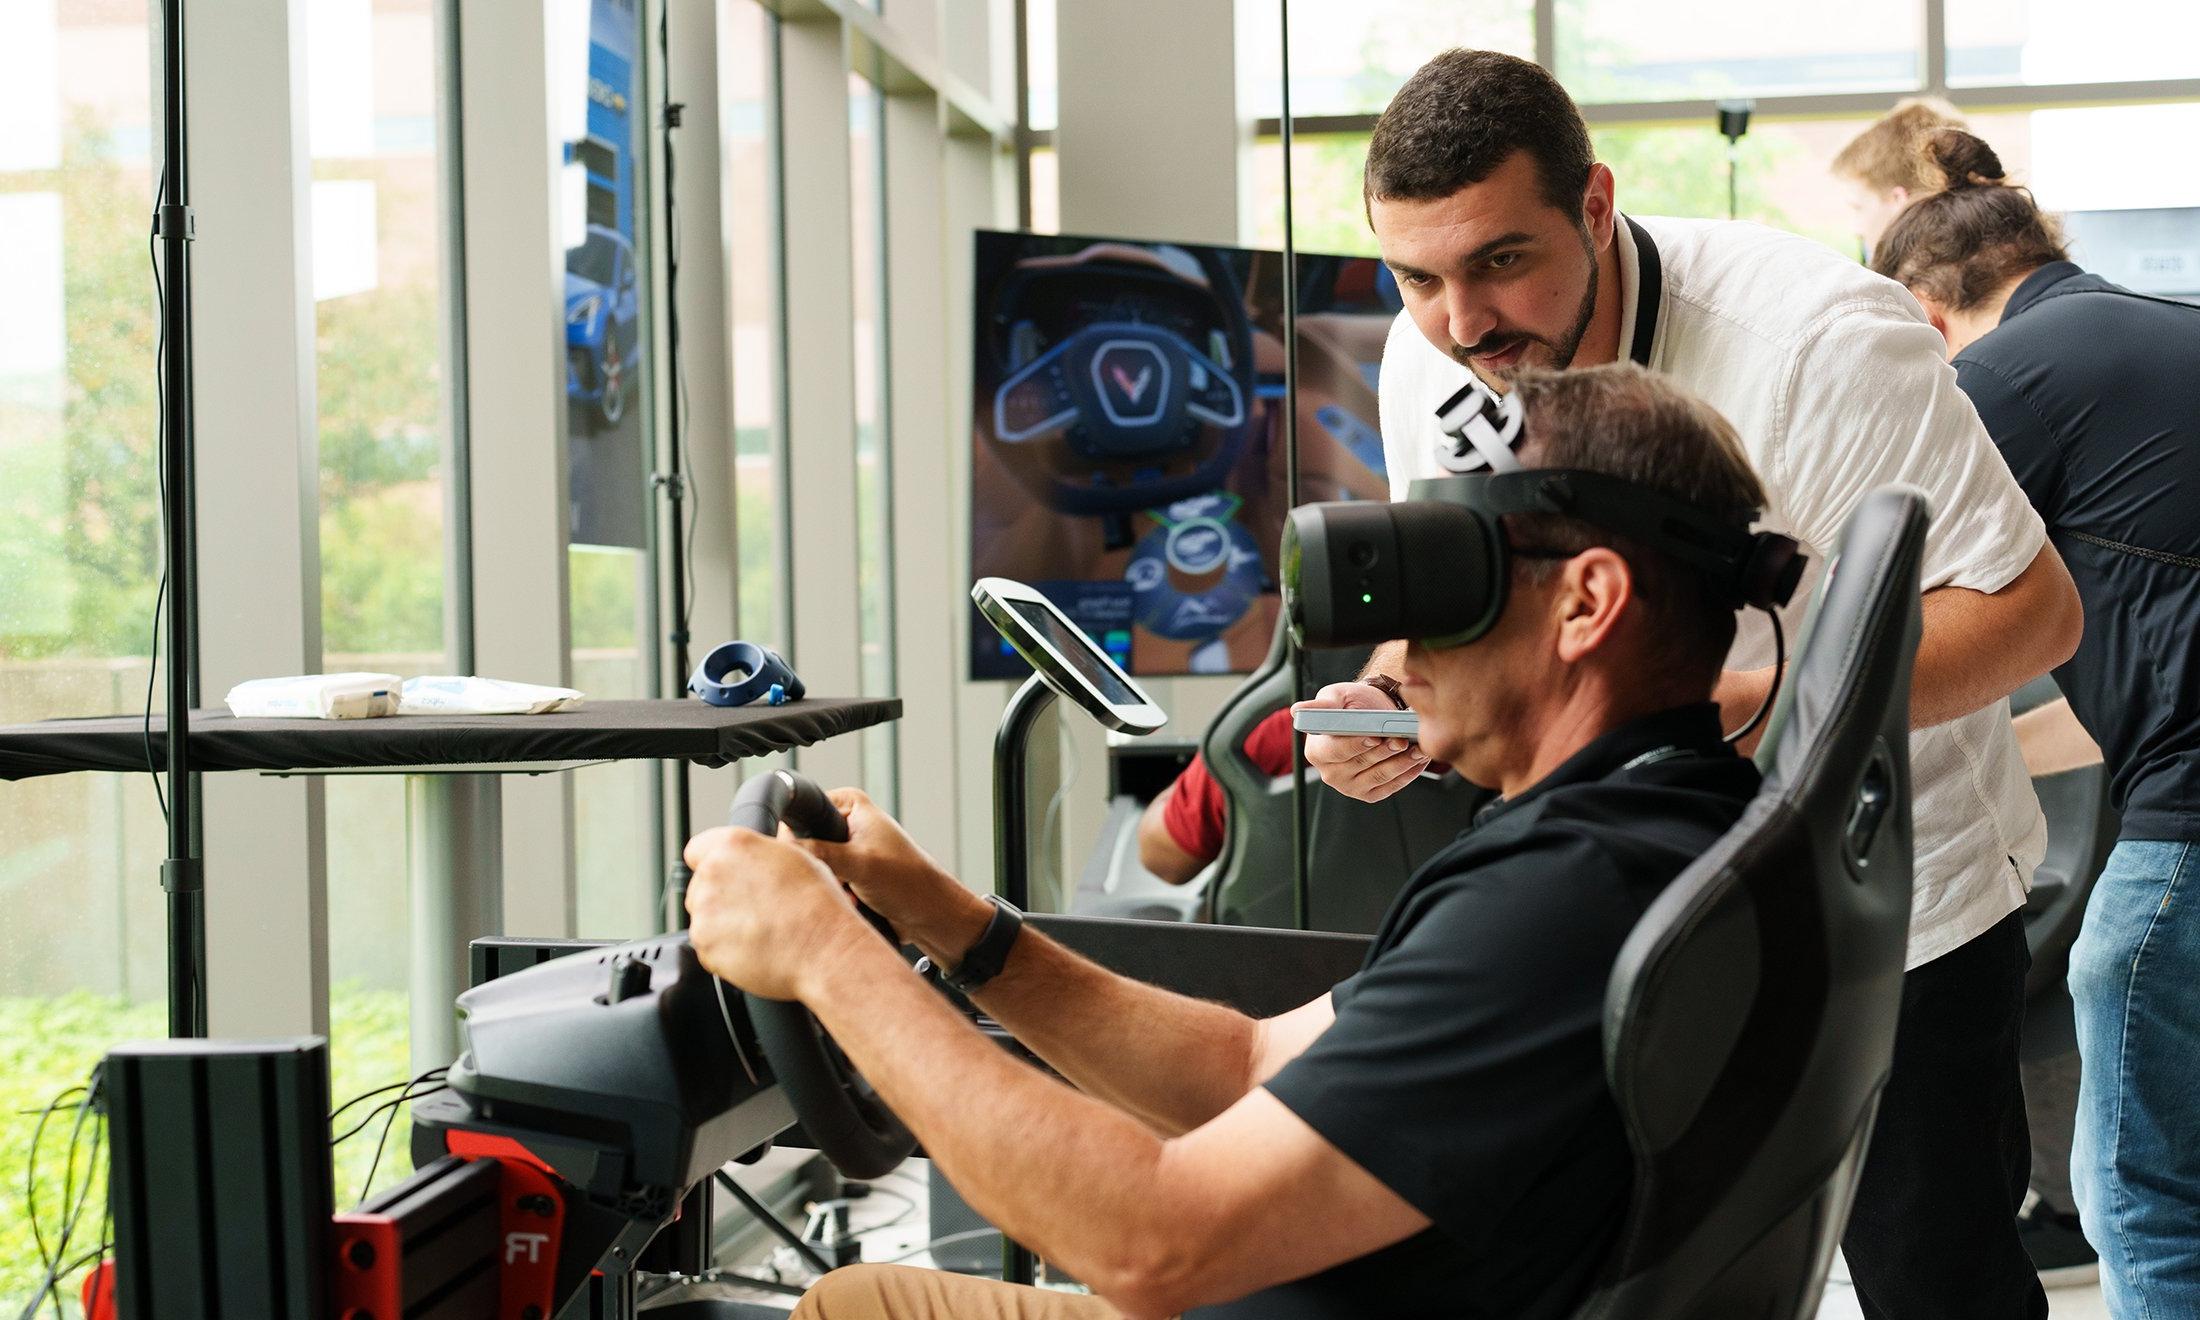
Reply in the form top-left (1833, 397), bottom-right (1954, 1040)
top-left (1624, 215), bottom-right (1662, 368)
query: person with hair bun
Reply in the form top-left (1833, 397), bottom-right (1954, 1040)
top-left (1876, 127), bottom-right (2200, 1320)
top-left (1873, 131), bottom-right (2072, 335)
top-left (1830, 96), bottom-right (1969, 251)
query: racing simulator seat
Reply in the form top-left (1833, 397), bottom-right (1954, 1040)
top-left (1196, 618), bottom-right (1486, 931)
top-left (1071, 617), bottom-right (1488, 931)
top-left (1571, 484), bottom-right (1925, 1317)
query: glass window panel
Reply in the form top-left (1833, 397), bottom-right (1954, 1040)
top-left (1556, 0), bottom-right (1920, 103)
top-left (1028, 144), bottom-right (1059, 235)
top-left (1260, 110), bottom-right (2200, 321)
top-left (1947, 0), bottom-right (2200, 87)
top-left (1241, 0), bottom-right (1533, 120)
top-left (1588, 120), bottom-right (1873, 254)
top-left (725, 6), bottom-right (785, 655)
top-left (1591, 105), bottom-right (2200, 263)
top-left (850, 74), bottom-right (897, 811)
top-left (1026, 0), bottom-right (1057, 132)
top-left (308, 0), bottom-right (451, 1202)
top-left (0, 2), bottom-right (168, 1297)
top-left (1250, 134), bottom-right (1379, 256)
top-left (2022, 103), bottom-right (2200, 213)
top-left (573, 543), bottom-right (659, 940)
top-left (560, 0), bottom-right (660, 937)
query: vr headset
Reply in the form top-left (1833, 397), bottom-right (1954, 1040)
top-left (1283, 378), bottom-right (1807, 653)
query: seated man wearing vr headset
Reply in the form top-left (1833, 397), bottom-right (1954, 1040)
top-left (683, 363), bottom-right (1799, 1320)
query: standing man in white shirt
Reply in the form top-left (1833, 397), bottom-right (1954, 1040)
top-left (1302, 50), bottom-right (2084, 1319)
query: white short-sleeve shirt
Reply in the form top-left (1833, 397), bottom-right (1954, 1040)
top-left (1378, 215), bottom-right (2048, 970)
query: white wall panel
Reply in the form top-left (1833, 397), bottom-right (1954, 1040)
top-left (187, 0), bottom-right (330, 1035)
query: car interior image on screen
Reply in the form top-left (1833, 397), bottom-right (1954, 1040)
top-left (969, 229), bottom-right (1400, 679)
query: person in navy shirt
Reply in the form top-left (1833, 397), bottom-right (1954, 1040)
top-left (1874, 128), bottom-right (2200, 1320)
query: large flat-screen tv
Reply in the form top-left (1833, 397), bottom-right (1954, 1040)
top-left (969, 229), bottom-right (1400, 680)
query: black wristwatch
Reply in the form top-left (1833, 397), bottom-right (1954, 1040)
top-left (936, 895), bottom-right (1024, 994)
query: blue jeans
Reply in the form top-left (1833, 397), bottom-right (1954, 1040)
top-left (2070, 839), bottom-right (2200, 1318)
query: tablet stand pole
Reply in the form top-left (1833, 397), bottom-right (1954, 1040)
top-left (992, 672), bottom-right (1055, 913)
top-left (157, 0), bottom-right (206, 1038)
top-left (992, 672), bottom-right (1053, 1284)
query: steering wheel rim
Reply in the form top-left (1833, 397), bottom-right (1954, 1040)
top-left (727, 769), bottom-right (916, 1180)
top-left (982, 243), bottom-right (1260, 515)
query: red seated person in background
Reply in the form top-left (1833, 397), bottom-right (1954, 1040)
top-left (1137, 709), bottom-right (1296, 885)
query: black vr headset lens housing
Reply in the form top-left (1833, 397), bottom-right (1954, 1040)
top-left (1284, 471), bottom-right (1805, 653)
top-left (1285, 499), bottom-right (1504, 651)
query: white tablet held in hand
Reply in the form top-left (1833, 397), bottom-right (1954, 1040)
top-left (1291, 707), bottom-right (1420, 741)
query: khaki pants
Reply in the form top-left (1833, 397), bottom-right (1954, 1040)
top-left (791, 1264), bottom-right (1125, 1320)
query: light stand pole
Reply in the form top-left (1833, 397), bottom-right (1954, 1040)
top-left (157, 0), bottom-right (206, 1038)
top-left (1717, 98), bottom-right (1754, 222)
top-left (646, 27), bottom-right (719, 1284)
top-left (656, 2), bottom-right (697, 933)
top-left (1279, 0), bottom-right (1309, 931)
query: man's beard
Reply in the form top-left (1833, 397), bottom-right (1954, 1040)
top-left (1452, 231), bottom-right (1600, 385)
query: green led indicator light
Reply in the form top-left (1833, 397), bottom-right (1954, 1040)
top-left (1361, 593), bottom-right (1373, 603)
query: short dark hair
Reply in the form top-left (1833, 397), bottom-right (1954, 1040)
top-left (1871, 129), bottom-right (2068, 312)
top-left (1364, 49), bottom-right (1594, 217)
top-left (1507, 364), bottom-right (1769, 688)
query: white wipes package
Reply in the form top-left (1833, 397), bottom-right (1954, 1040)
top-left (225, 673), bottom-right (402, 720)
top-left (400, 676), bottom-right (586, 716)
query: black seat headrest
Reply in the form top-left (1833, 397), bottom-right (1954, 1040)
top-left (1577, 485), bottom-right (1928, 1319)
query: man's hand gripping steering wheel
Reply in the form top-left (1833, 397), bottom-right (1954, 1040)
top-left (684, 770), bottom-right (924, 1179)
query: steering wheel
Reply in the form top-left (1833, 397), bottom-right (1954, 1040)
top-left (726, 769), bottom-right (917, 1180)
top-left (984, 245), bottom-right (1258, 516)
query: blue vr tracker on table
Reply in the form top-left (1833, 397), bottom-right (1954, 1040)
top-left (688, 640), bottom-right (805, 707)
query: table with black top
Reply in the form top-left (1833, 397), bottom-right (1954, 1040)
top-left (0, 697), bottom-right (900, 1070)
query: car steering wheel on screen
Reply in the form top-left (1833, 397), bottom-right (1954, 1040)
top-left (984, 243), bottom-right (1260, 516)
top-left (727, 770), bottom-right (917, 1180)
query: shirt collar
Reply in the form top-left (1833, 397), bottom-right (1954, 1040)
top-left (2001, 260), bottom-right (2086, 324)
top-left (1613, 214), bottom-right (1663, 369)
top-left (1616, 213), bottom-right (1642, 365)
top-left (1475, 701), bottom-right (1732, 826)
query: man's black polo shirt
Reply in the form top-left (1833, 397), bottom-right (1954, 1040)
top-left (1953, 262), bottom-right (2200, 838)
top-left (1195, 702), bottom-right (1759, 1320)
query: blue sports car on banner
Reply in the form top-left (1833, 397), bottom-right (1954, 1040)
top-left (565, 223), bottom-right (642, 432)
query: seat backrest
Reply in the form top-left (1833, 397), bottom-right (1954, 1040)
top-left (1199, 618), bottom-right (1486, 932)
top-left (1574, 486), bottom-right (1927, 1320)
top-left (1194, 620), bottom-right (1330, 926)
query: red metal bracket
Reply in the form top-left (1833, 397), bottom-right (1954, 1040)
top-left (327, 1137), bottom-right (565, 1320)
